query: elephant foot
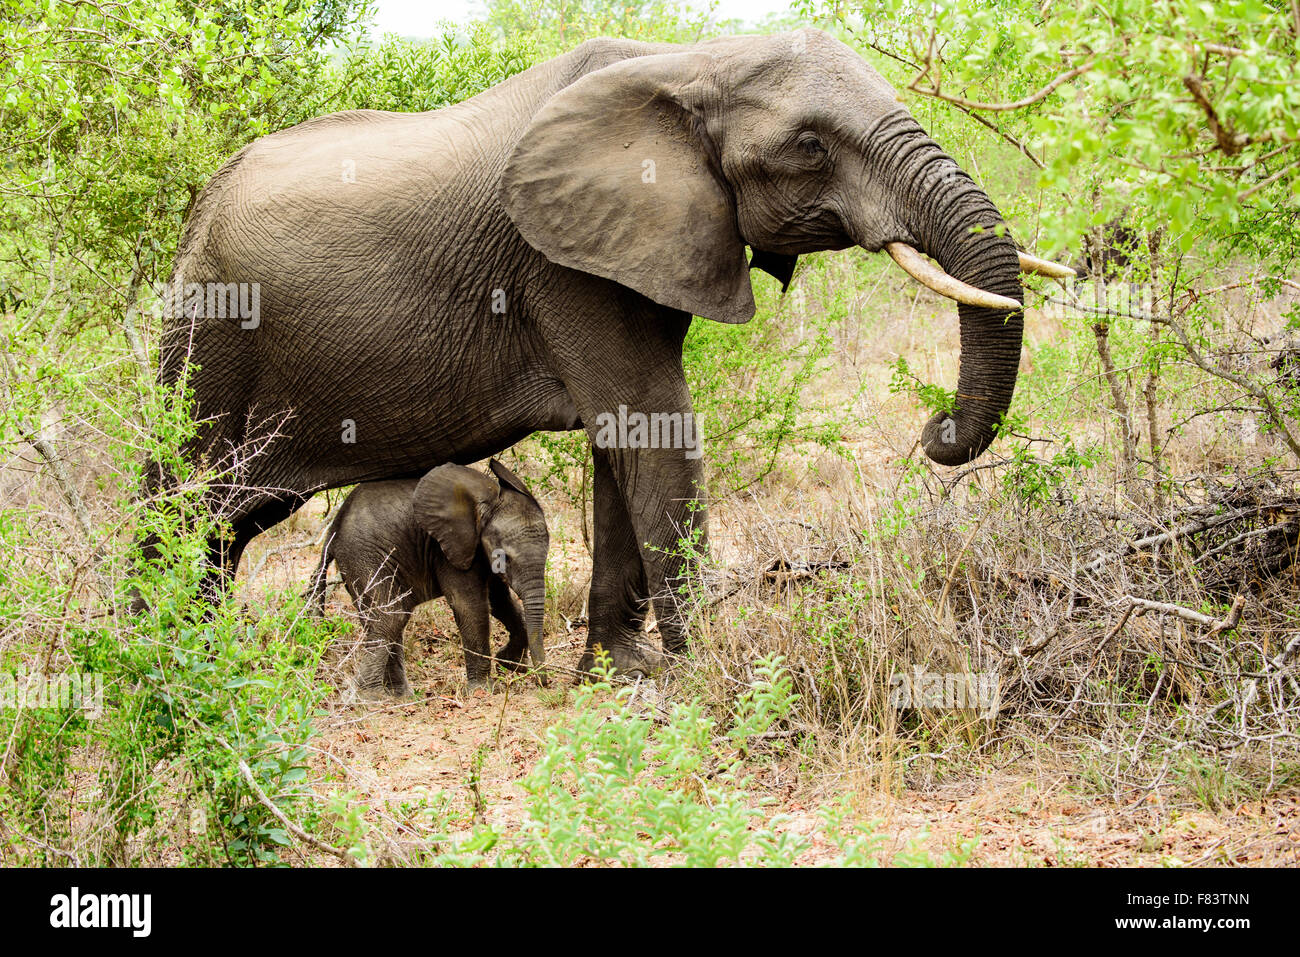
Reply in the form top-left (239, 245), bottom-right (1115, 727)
top-left (343, 677), bottom-right (412, 703)
top-left (494, 642), bottom-right (527, 673)
top-left (576, 638), bottom-right (662, 683)
top-left (466, 674), bottom-right (495, 695)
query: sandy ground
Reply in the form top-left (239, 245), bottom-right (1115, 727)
top-left (303, 646), bottom-right (1300, 865)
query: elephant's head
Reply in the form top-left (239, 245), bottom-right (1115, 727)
top-left (501, 29), bottom-right (1071, 465)
top-left (413, 460), bottom-right (549, 671)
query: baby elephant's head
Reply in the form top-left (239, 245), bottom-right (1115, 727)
top-left (413, 459), bottom-right (549, 669)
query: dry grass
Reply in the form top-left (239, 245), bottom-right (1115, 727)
top-left (230, 462), bottom-right (1300, 865)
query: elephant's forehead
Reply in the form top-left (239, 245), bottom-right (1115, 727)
top-left (703, 31), bottom-right (898, 118)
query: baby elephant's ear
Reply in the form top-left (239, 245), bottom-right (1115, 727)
top-left (413, 464), bottom-right (500, 570)
top-left (489, 458), bottom-right (539, 506)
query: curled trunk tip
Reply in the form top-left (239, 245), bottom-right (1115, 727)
top-left (922, 410), bottom-right (988, 466)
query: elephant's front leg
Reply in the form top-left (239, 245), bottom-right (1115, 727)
top-left (547, 295), bottom-right (703, 677)
top-left (580, 442), bottom-right (704, 676)
top-left (442, 572), bottom-right (493, 690)
top-left (489, 577), bottom-right (530, 671)
top-left (579, 446), bottom-right (652, 675)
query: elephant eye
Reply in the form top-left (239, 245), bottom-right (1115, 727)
top-left (796, 132), bottom-right (828, 159)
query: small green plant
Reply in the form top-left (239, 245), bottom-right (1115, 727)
top-left (325, 791), bottom-right (375, 867)
top-left (509, 654), bottom-right (804, 866)
top-left (889, 355), bottom-right (957, 417)
top-left (998, 439), bottom-right (1098, 507)
top-left (821, 797), bottom-right (887, 865)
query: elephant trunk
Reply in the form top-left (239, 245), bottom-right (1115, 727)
top-left (861, 115), bottom-right (1025, 465)
top-left (521, 586), bottom-right (547, 675)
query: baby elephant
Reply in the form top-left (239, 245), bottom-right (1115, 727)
top-left (309, 459), bottom-right (549, 696)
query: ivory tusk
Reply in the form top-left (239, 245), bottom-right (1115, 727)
top-left (885, 242), bottom-right (1021, 311)
top-left (1017, 250), bottom-right (1076, 279)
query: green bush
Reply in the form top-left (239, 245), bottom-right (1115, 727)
top-left (510, 655), bottom-right (803, 866)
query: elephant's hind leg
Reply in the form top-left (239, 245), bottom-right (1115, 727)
top-left (199, 492), bottom-right (309, 608)
top-left (351, 581), bottom-right (414, 698)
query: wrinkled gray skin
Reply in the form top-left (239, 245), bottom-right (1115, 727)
top-left (308, 459), bottom-right (549, 694)
top-left (150, 29), bottom-right (1024, 678)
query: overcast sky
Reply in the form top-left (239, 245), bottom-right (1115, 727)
top-left (370, 0), bottom-right (798, 36)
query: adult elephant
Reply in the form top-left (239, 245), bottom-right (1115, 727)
top-left (151, 29), bottom-right (1068, 676)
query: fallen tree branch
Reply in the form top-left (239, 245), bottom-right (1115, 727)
top-left (1120, 593), bottom-right (1246, 635)
top-left (236, 758), bottom-right (360, 868)
top-left (1198, 521), bottom-right (1298, 564)
top-left (1082, 503), bottom-right (1285, 575)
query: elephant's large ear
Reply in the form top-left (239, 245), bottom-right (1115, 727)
top-left (488, 458), bottom-right (540, 508)
top-left (500, 52), bottom-right (755, 324)
top-left (413, 464), bottom-right (500, 570)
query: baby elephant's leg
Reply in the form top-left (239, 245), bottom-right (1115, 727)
top-left (352, 586), bottom-right (414, 698)
top-left (445, 581), bottom-right (493, 690)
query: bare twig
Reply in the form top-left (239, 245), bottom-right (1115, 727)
top-left (235, 758), bottom-right (360, 867)
top-left (911, 59), bottom-right (1095, 113)
top-left (1153, 311), bottom-right (1300, 461)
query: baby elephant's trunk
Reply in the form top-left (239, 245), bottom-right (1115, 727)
top-left (522, 588), bottom-right (547, 684)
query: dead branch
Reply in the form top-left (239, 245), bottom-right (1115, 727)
top-left (235, 758), bottom-right (360, 868)
top-left (1081, 503), bottom-right (1287, 575)
top-left (1119, 593), bottom-right (1246, 635)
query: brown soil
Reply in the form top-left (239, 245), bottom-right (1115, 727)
top-left (239, 503), bottom-right (1300, 866)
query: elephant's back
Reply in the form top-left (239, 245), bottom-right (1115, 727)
top-left (184, 35), bottom-right (676, 251)
top-left (167, 36), bottom-right (680, 323)
top-left (336, 479), bottom-right (422, 527)
top-left (331, 478), bottom-right (426, 574)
